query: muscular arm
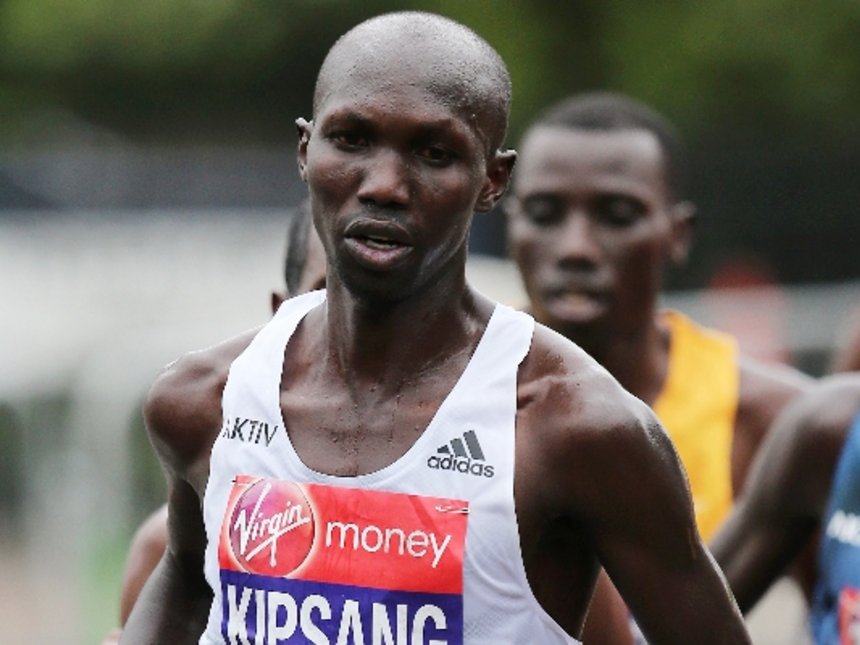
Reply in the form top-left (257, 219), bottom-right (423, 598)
top-left (521, 328), bottom-right (749, 644)
top-left (122, 334), bottom-right (254, 643)
top-left (711, 375), bottom-right (860, 613)
top-left (119, 505), bottom-right (168, 626)
top-left (588, 401), bottom-right (747, 642)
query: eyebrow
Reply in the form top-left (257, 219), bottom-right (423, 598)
top-left (414, 120), bottom-right (471, 141)
top-left (323, 108), bottom-right (471, 140)
top-left (321, 110), bottom-right (374, 130)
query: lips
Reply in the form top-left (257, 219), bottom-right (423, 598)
top-left (343, 218), bottom-right (414, 270)
top-left (543, 285), bottom-right (608, 322)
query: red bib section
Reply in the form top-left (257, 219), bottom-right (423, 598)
top-left (217, 475), bottom-right (468, 643)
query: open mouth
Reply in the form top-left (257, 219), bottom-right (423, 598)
top-left (556, 291), bottom-right (596, 308)
top-left (545, 288), bottom-right (607, 322)
top-left (344, 229), bottom-right (413, 270)
top-left (360, 234), bottom-right (404, 250)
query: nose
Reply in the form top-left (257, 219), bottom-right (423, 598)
top-left (557, 210), bottom-right (601, 267)
top-left (357, 149), bottom-right (410, 209)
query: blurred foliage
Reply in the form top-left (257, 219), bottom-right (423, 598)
top-left (1, 0), bottom-right (859, 146)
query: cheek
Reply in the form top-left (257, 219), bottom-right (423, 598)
top-left (509, 226), bottom-right (552, 279)
top-left (306, 148), bottom-right (357, 203)
top-left (423, 172), bottom-right (480, 236)
top-left (428, 170), bottom-right (480, 210)
top-left (611, 236), bottom-right (667, 291)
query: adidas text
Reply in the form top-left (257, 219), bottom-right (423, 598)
top-left (426, 455), bottom-right (494, 478)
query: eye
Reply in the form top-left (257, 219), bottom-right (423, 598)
top-left (516, 195), bottom-right (565, 226)
top-left (595, 195), bottom-right (646, 226)
top-left (329, 131), bottom-right (369, 151)
top-left (416, 145), bottom-right (455, 166)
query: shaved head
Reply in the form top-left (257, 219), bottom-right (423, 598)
top-left (313, 11), bottom-right (511, 152)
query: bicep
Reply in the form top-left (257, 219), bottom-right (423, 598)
top-left (582, 413), bottom-right (747, 642)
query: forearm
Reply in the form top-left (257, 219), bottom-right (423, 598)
top-left (623, 550), bottom-right (750, 644)
top-left (121, 552), bottom-right (212, 644)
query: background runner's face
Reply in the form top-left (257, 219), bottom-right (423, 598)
top-left (271, 224), bottom-right (327, 314)
top-left (300, 57), bottom-right (492, 302)
top-left (508, 127), bottom-right (679, 343)
top-left (297, 226), bottom-right (327, 294)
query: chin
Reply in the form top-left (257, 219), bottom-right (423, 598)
top-left (542, 310), bottom-right (606, 344)
top-left (547, 304), bottom-right (605, 328)
top-left (341, 274), bottom-right (416, 307)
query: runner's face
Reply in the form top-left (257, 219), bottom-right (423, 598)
top-left (508, 127), bottom-right (680, 341)
top-left (298, 60), bottom-right (503, 302)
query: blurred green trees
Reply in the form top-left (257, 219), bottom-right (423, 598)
top-left (2, 0), bottom-right (858, 146)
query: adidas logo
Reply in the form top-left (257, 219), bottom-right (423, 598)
top-left (426, 430), bottom-right (495, 478)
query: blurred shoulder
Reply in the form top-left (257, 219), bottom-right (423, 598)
top-left (738, 353), bottom-right (814, 400)
top-left (781, 372), bottom-right (860, 441)
top-left (755, 373), bottom-right (860, 495)
top-left (736, 353), bottom-right (815, 435)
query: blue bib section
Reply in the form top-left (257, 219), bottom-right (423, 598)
top-left (811, 412), bottom-right (860, 644)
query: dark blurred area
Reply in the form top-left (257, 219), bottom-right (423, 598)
top-left (1, 0), bottom-right (858, 288)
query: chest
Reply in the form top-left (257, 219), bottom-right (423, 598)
top-left (279, 367), bottom-right (466, 477)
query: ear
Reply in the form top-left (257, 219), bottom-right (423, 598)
top-left (475, 149), bottom-right (517, 213)
top-left (668, 200), bottom-right (696, 265)
top-left (296, 118), bottom-right (313, 182)
top-left (270, 290), bottom-right (287, 316)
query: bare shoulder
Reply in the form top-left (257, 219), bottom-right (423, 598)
top-left (738, 354), bottom-right (813, 414)
top-left (518, 323), bottom-right (651, 435)
top-left (133, 504), bottom-right (169, 552)
top-left (777, 373), bottom-right (860, 451)
top-left (517, 324), bottom-right (677, 514)
top-left (144, 328), bottom-right (260, 476)
top-left (119, 505), bottom-right (169, 625)
top-left (735, 354), bottom-right (814, 447)
top-left (739, 373), bottom-right (860, 516)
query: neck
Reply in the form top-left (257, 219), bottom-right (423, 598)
top-left (571, 315), bottom-right (670, 406)
top-left (320, 269), bottom-right (490, 391)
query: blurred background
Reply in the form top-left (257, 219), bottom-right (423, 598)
top-left (1, 0), bottom-right (858, 642)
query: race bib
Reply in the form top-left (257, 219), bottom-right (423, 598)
top-left (840, 587), bottom-right (860, 645)
top-left (217, 476), bottom-right (468, 644)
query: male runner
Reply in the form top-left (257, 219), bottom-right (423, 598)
top-left (711, 373), bottom-right (860, 644)
top-left (507, 92), bottom-right (812, 541)
top-left (122, 13), bottom-right (749, 643)
top-left (505, 92), bottom-right (812, 641)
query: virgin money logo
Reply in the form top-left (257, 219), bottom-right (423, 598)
top-left (227, 479), bottom-right (315, 577)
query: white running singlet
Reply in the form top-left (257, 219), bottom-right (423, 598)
top-left (198, 290), bottom-right (580, 644)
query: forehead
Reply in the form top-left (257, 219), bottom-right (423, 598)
top-left (515, 127), bottom-right (668, 198)
top-left (315, 49), bottom-right (488, 145)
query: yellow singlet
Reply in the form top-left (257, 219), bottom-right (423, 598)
top-left (652, 310), bottom-right (740, 541)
